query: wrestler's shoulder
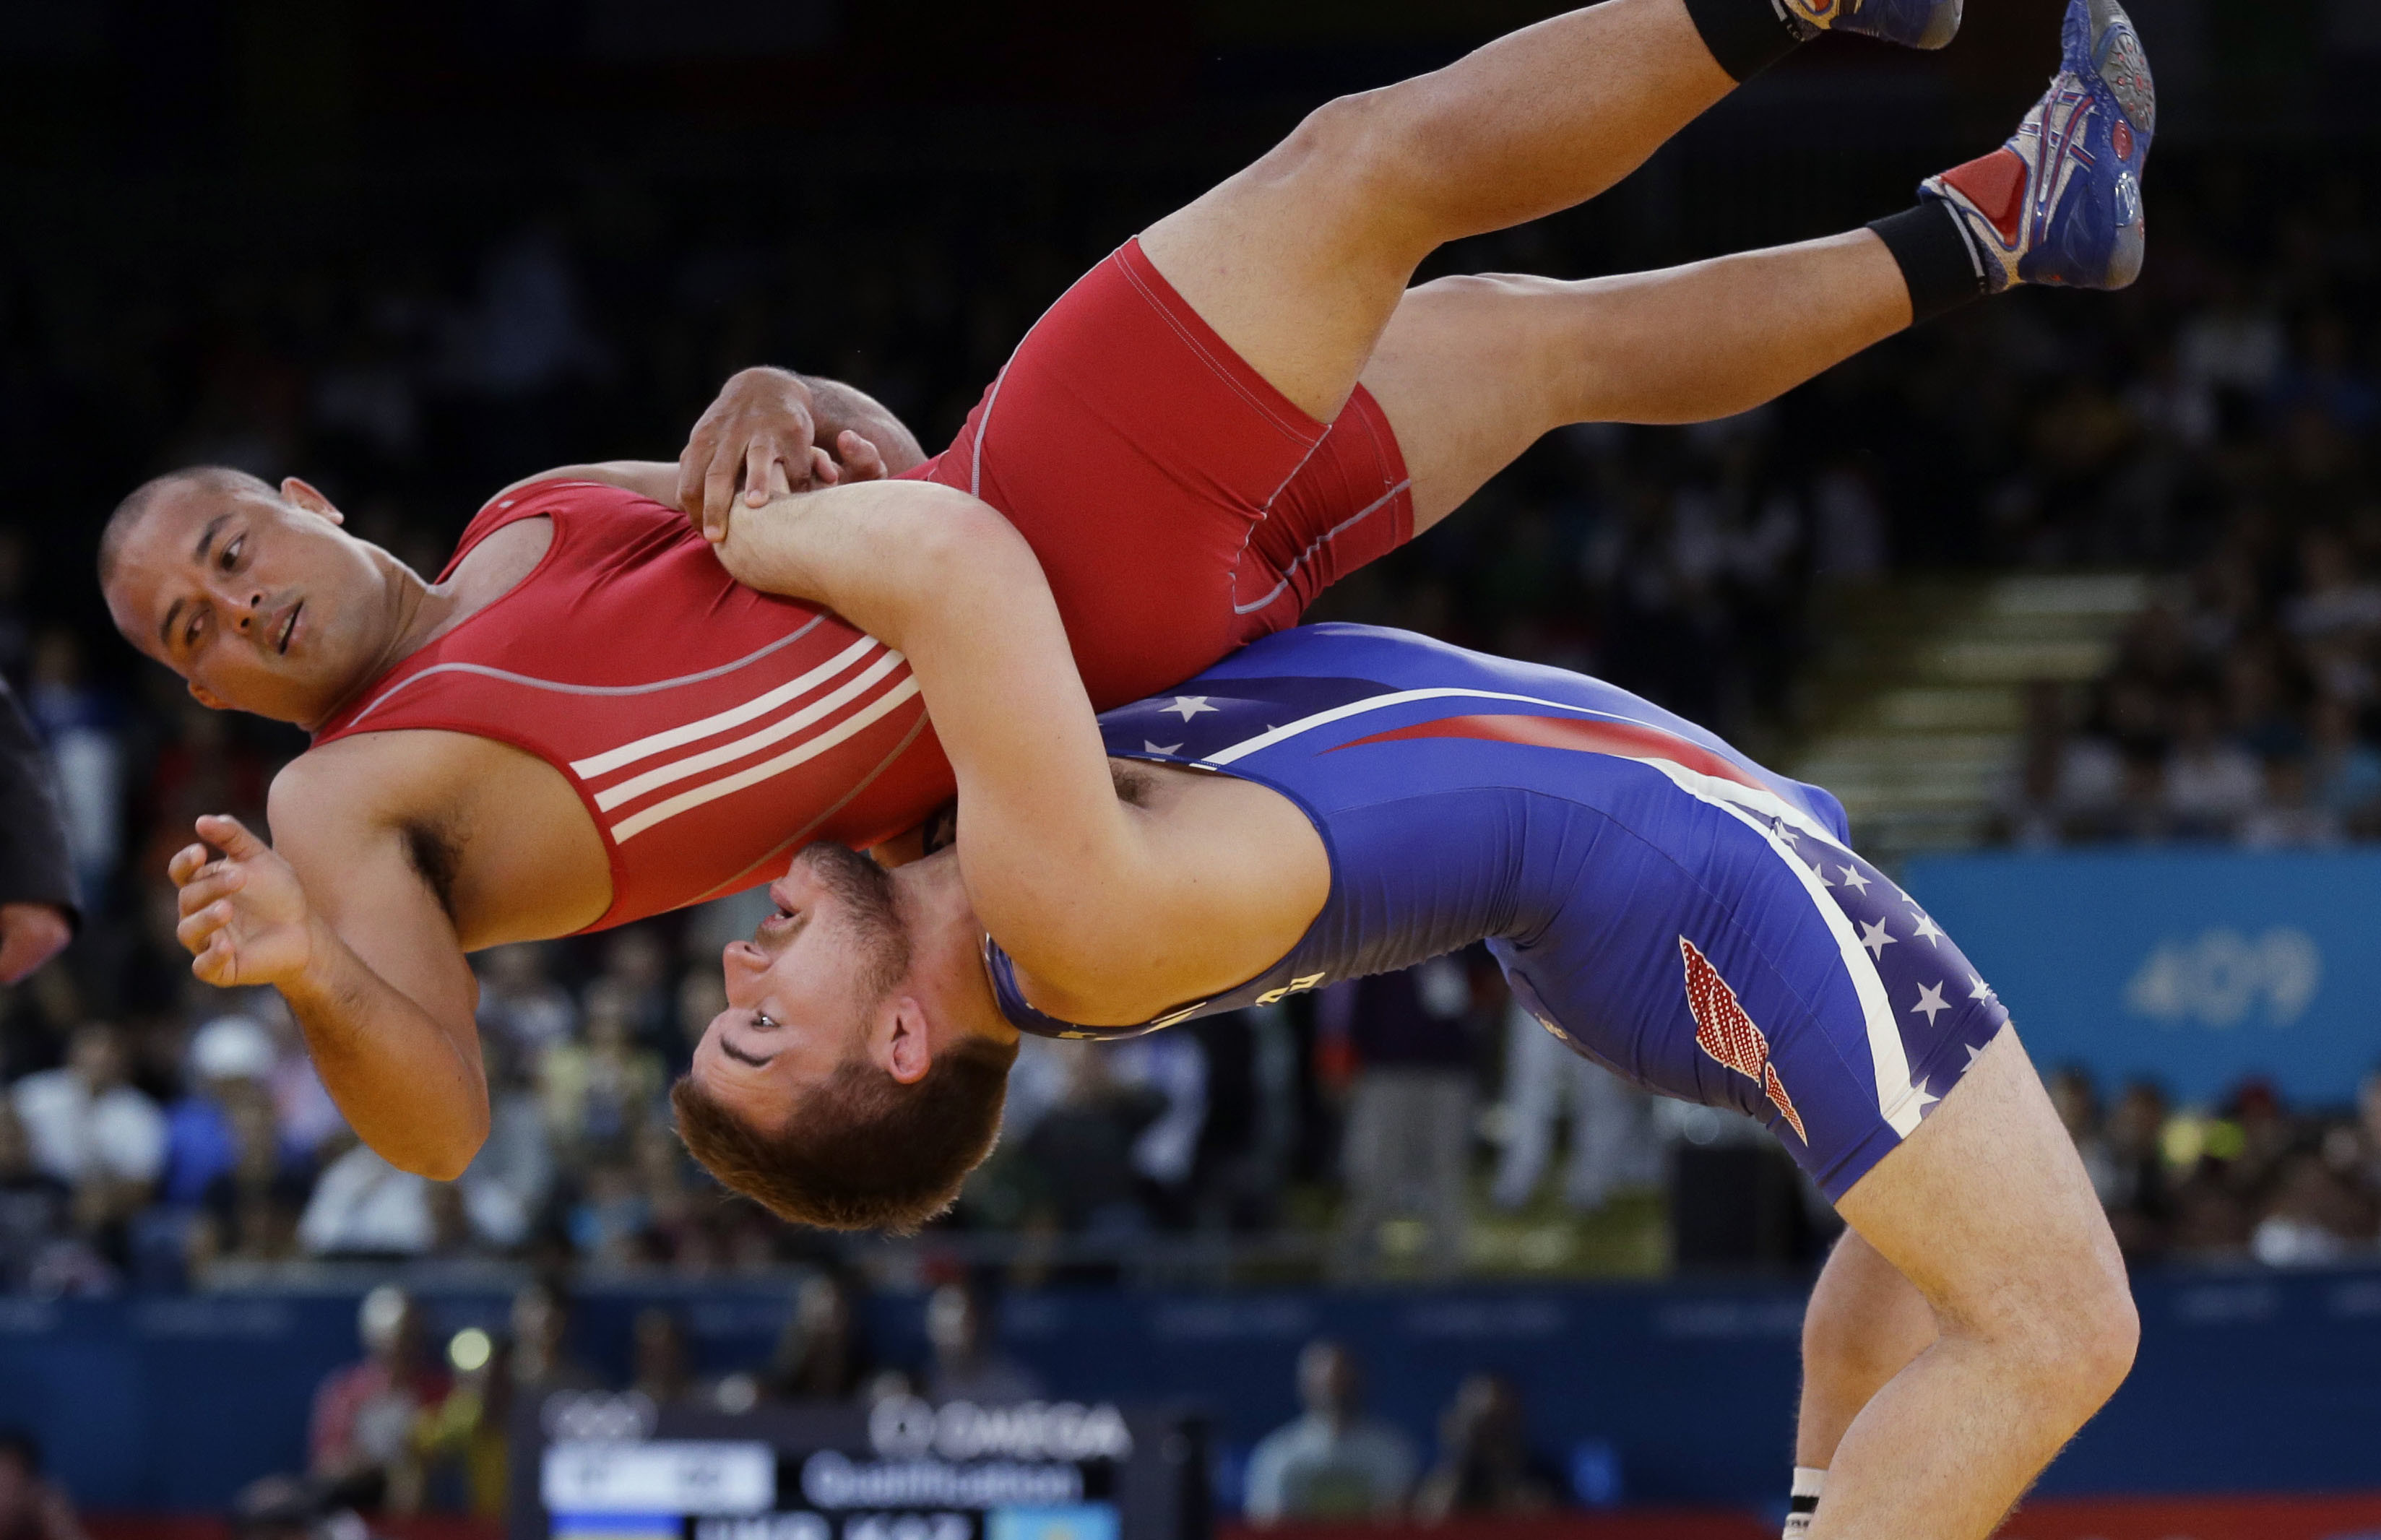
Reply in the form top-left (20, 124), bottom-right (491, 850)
top-left (279, 727), bottom-right (537, 820)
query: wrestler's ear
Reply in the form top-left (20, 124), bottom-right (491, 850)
top-left (280, 477), bottom-right (345, 526)
top-left (187, 680), bottom-right (231, 711)
top-left (876, 998), bottom-right (935, 1086)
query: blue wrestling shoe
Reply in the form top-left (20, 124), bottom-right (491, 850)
top-left (1781, 0), bottom-right (1962, 51)
top-left (1920, 0), bottom-right (2155, 292)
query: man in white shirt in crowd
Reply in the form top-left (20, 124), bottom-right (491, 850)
top-left (10, 1023), bottom-right (165, 1221)
top-left (1245, 1340), bottom-right (1417, 1524)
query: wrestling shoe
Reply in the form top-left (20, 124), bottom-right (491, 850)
top-left (1779, 0), bottom-right (1962, 51)
top-left (1920, 0), bottom-right (2155, 292)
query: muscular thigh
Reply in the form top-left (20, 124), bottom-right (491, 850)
top-left (1497, 793), bottom-right (2013, 1203)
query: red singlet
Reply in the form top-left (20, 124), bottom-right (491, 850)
top-left (314, 237), bottom-right (1414, 932)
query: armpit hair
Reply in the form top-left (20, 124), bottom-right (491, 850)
top-left (400, 817), bottom-right (466, 917)
top-left (1109, 761), bottom-right (1157, 807)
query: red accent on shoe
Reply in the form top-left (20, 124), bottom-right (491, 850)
top-left (1938, 147), bottom-right (2029, 245)
top-left (2113, 120), bottom-right (2134, 161)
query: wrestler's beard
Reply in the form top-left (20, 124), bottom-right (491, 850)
top-left (797, 843), bottom-right (914, 1007)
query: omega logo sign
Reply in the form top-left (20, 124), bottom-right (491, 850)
top-left (865, 1397), bottom-right (1135, 1462)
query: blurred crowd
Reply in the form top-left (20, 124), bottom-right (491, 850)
top-left (215, 1278), bottom-right (1598, 1527)
top-left (7, 135), bottom-right (2381, 1289)
top-left (2048, 1064), bottom-right (2381, 1267)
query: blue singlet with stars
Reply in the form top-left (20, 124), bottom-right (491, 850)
top-left (984, 623), bottom-right (2012, 1198)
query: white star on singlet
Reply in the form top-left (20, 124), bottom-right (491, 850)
top-left (1144, 742), bottom-right (1183, 756)
top-left (1909, 908), bottom-right (1947, 946)
top-left (1836, 865), bottom-right (1872, 894)
top-left (1910, 982), bottom-right (1951, 1025)
top-left (1858, 917), bottom-right (1897, 959)
top-left (1969, 974), bottom-right (1997, 1003)
top-left (1162, 696), bottom-right (1219, 721)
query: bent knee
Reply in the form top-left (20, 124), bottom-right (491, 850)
top-left (1266, 90), bottom-right (1404, 191)
top-left (1976, 1266), bottom-right (2139, 1411)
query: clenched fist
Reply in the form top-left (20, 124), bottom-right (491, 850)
top-left (170, 814), bottom-right (321, 989)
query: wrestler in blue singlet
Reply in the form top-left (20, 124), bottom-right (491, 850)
top-left (986, 623), bottom-right (2010, 1201)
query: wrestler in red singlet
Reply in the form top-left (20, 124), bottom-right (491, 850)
top-left (318, 238), bottom-right (1413, 930)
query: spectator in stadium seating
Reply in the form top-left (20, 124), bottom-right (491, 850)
top-left (2250, 1149), bottom-right (2377, 1266)
top-left (0, 1429), bottom-right (87, 1540)
top-left (298, 1138), bottom-right (524, 1258)
top-left (186, 1078), bottom-right (313, 1275)
top-left (1412, 1374), bottom-right (1564, 1521)
top-left (924, 1281), bottom-right (1043, 1406)
top-left (630, 1307), bottom-right (701, 1406)
top-left (540, 979), bottom-right (665, 1168)
top-left (1016, 1049), bottom-right (1165, 1239)
top-left (163, 1015), bottom-right (280, 1206)
top-left (9, 1022), bottom-right (164, 1260)
top-left (1492, 999), bottom-right (1658, 1214)
top-left (2099, 1081), bottom-right (2175, 1257)
top-left (310, 1286), bottom-right (451, 1510)
top-left (2163, 693), bottom-right (2264, 839)
top-left (2311, 695), bottom-right (2381, 832)
top-left (595, 927), bottom-right (675, 1057)
top-left (0, 677), bottom-right (78, 989)
top-left (2047, 1067), bottom-right (2120, 1210)
top-left (0, 1102), bottom-right (64, 1293)
top-left (2239, 750), bottom-right (2344, 849)
top-left (760, 1272), bottom-right (875, 1403)
top-left (1245, 1340), bottom-right (1415, 1524)
top-left (1100, 1033), bottom-right (1211, 1227)
top-left (22, 631), bottom-right (122, 911)
top-left (474, 944), bottom-right (578, 1070)
top-left (1325, 959), bottom-right (1479, 1277)
top-left (510, 1279), bottom-right (602, 1393)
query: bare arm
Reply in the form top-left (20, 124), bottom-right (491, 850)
top-left (714, 483), bottom-right (1322, 1019)
top-left (170, 765), bottom-right (488, 1179)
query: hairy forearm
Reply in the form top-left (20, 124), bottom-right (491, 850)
top-left (799, 375), bottom-right (927, 475)
top-left (282, 922), bottom-right (488, 1180)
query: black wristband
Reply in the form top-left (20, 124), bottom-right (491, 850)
top-left (1868, 202), bottom-right (1989, 326)
top-left (1682, 0), bottom-right (1806, 83)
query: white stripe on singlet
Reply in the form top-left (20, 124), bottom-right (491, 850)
top-left (608, 675), bottom-right (922, 843)
top-left (591, 650), bottom-right (909, 812)
top-left (569, 636), bottom-right (883, 778)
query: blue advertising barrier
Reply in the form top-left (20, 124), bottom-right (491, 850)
top-left (7, 1267), bottom-right (2381, 1513)
top-left (1903, 849), bottom-right (2381, 1106)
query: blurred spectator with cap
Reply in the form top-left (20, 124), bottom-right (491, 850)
top-left (163, 1016), bottom-right (280, 1206)
top-left (0, 680), bottom-right (77, 986)
top-left (309, 1285), bottom-right (450, 1510)
top-left (1244, 1340), bottom-right (1416, 1524)
top-left (924, 1281), bottom-right (1042, 1405)
top-left (0, 1428), bottom-right (87, 1540)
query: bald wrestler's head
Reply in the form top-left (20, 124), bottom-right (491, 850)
top-left (100, 467), bottom-right (407, 727)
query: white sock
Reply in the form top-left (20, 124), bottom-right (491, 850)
top-left (1782, 1467), bottom-right (1826, 1539)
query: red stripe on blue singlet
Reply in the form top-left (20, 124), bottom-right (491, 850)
top-left (1327, 713), bottom-right (1773, 795)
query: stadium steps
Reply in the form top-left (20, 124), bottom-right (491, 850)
top-left (1788, 573), bottom-right (2151, 862)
